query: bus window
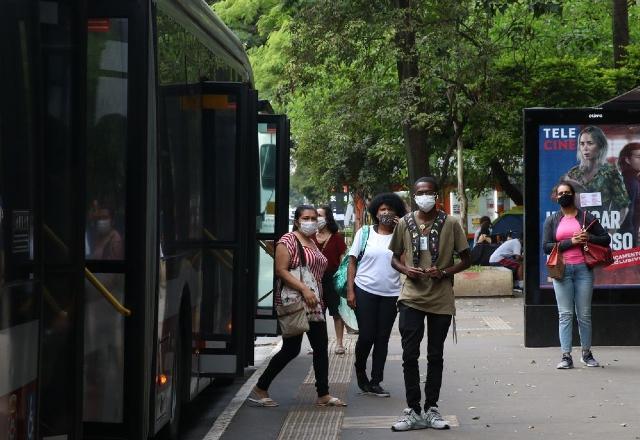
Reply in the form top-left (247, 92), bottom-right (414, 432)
top-left (260, 143), bottom-right (276, 189)
top-left (84, 17), bottom-right (128, 424)
top-left (86, 18), bottom-right (127, 259)
top-left (257, 123), bottom-right (277, 234)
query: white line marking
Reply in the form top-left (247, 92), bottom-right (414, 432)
top-left (342, 415), bottom-right (459, 429)
top-left (201, 340), bottom-right (283, 440)
top-left (482, 316), bottom-right (512, 330)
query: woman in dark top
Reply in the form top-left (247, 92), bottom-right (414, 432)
top-left (542, 181), bottom-right (610, 369)
top-left (312, 206), bottom-right (348, 354)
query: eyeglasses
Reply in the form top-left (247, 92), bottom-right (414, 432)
top-left (415, 191), bottom-right (438, 196)
top-left (557, 191), bottom-right (573, 196)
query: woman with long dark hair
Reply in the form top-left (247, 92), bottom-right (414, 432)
top-left (250, 205), bottom-right (347, 407)
top-left (542, 181), bottom-right (610, 369)
top-left (312, 206), bottom-right (348, 354)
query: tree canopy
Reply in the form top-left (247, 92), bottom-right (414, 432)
top-left (214, 0), bottom-right (640, 204)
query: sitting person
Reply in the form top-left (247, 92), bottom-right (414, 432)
top-left (488, 231), bottom-right (523, 289)
top-left (473, 216), bottom-right (492, 246)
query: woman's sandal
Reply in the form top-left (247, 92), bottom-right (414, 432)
top-left (248, 389), bottom-right (279, 407)
top-left (315, 396), bottom-right (347, 407)
top-left (334, 346), bottom-right (346, 355)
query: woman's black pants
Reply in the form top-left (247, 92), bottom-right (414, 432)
top-left (257, 320), bottom-right (329, 397)
top-left (354, 285), bottom-right (398, 385)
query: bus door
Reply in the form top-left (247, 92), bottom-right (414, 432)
top-left (1, 1), bottom-right (40, 438)
top-left (254, 114), bottom-right (291, 337)
top-left (2, 1), bottom-right (89, 439)
top-left (198, 82), bottom-right (258, 377)
top-left (83, 3), bottom-right (155, 439)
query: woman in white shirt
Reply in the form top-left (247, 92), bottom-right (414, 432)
top-left (347, 192), bottom-right (407, 397)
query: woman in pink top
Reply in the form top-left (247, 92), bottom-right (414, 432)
top-left (542, 182), bottom-right (611, 369)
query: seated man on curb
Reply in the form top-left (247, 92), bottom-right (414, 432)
top-left (488, 231), bottom-right (523, 290)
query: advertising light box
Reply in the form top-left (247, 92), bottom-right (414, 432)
top-left (525, 108), bottom-right (640, 299)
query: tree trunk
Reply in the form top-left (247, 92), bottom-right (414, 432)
top-left (453, 120), bottom-right (468, 234)
top-left (394, 0), bottom-right (429, 188)
top-left (612, 0), bottom-right (629, 68)
top-left (489, 159), bottom-right (523, 205)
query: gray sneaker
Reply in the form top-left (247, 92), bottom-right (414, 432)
top-left (581, 350), bottom-right (600, 367)
top-left (557, 352), bottom-right (574, 369)
top-left (391, 408), bottom-right (427, 431)
top-left (424, 406), bottom-right (450, 429)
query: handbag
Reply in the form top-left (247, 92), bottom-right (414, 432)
top-left (581, 212), bottom-right (614, 269)
top-left (546, 243), bottom-right (565, 279)
top-left (582, 242), bottom-right (614, 268)
top-left (276, 236), bottom-right (322, 338)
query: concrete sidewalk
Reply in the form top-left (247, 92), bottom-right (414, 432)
top-left (218, 296), bottom-right (640, 440)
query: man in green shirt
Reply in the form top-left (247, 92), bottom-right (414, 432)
top-left (389, 176), bottom-right (470, 432)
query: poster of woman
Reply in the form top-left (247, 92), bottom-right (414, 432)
top-left (539, 124), bottom-right (640, 287)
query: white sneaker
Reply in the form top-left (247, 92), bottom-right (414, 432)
top-left (391, 408), bottom-right (427, 431)
top-left (423, 406), bottom-right (450, 429)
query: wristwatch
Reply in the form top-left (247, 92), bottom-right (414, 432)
top-left (441, 269), bottom-right (448, 278)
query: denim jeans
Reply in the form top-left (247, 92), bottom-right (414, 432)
top-left (552, 263), bottom-right (593, 353)
top-left (398, 301), bottom-right (452, 413)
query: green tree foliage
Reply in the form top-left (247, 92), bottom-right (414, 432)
top-left (215, 0), bottom-right (640, 203)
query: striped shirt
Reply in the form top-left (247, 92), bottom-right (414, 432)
top-left (275, 232), bottom-right (327, 308)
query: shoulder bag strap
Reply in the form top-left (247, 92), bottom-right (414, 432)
top-left (356, 226), bottom-right (369, 262)
top-left (294, 235), bottom-right (307, 267)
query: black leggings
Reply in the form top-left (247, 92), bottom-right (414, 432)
top-left (257, 321), bottom-right (329, 397)
top-left (354, 286), bottom-right (398, 385)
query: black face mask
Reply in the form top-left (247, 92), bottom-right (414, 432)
top-left (378, 213), bottom-right (396, 226)
top-left (557, 193), bottom-right (574, 208)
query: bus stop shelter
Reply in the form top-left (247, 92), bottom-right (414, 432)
top-left (523, 88), bottom-right (640, 347)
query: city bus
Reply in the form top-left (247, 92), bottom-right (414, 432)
top-left (0, 0), bottom-right (288, 439)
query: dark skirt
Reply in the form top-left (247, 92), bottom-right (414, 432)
top-left (321, 272), bottom-right (340, 317)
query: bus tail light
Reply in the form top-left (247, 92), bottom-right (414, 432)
top-left (157, 374), bottom-right (168, 387)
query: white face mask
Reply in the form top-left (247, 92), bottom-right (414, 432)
top-left (96, 219), bottom-right (112, 235)
top-left (299, 221), bottom-right (318, 236)
top-left (317, 217), bottom-right (327, 230)
top-left (415, 195), bottom-right (436, 213)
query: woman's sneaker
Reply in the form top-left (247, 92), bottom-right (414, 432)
top-left (368, 384), bottom-right (390, 397)
top-left (356, 370), bottom-right (372, 394)
top-left (581, 350), bottom-right (600, 367)
top-left (391, 408), bottom-right (427, 431)
top-left (556, 352), bottom-right (574, 369)
top-left (424, 407), bottom-right (450, 429)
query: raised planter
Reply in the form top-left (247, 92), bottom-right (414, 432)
top-left (453, 266), bottom-right (513, 297)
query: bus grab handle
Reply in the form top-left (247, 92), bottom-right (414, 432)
top-left (44, 224), bottom-right (132, 317)
top-left (84, 268), bottom-right (132, 317)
